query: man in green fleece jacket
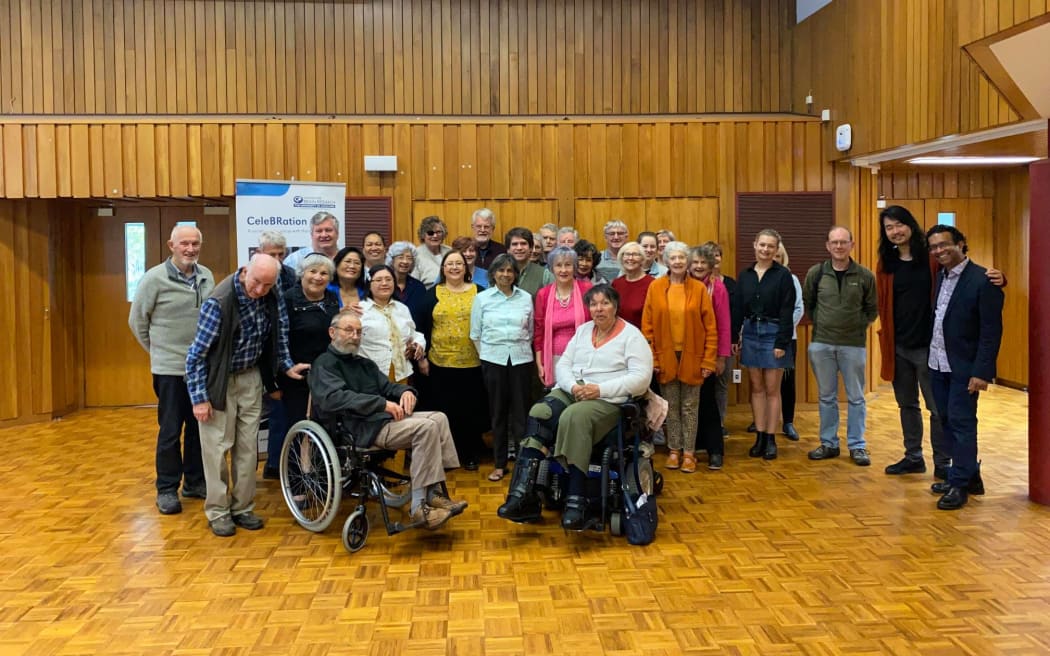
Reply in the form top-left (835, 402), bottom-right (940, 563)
top-left (803, 226), bottom-right (878, 467)
top-left (129, 225), bottom-right (215, 515)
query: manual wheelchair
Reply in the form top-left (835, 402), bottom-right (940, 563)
top-left (278, 413), bottom-right (420, 553)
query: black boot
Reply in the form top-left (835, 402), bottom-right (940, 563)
top-left (763, 433), bottom-right (778, 460)
top-left (497, 455), bottom-right (542, 523)
top-left (561, 495), bottom-right (598, 531)
top-left (748, 432), bottom-right (768, 458)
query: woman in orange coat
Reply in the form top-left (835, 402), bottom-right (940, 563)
top-left (642, 241), bottom-right (719, 473)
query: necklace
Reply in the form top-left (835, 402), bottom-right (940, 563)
top-left (556, 285), bottom-right (573, 308)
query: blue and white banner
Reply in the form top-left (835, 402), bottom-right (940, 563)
top-left (235, 179), bottom-right (346, 267)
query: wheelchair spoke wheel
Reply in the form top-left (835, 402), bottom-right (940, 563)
top-left (341, 507), bottom-right (369, 553)
top-left (280, 420), bottom-right (343, 532)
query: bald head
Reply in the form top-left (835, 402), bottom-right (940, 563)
top-left (241, 253), bottom-right (280, 299)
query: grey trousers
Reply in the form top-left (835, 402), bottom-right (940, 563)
top-left (374, 411), bottom-right (461, 490)
top-left (893, 345), bottom-right (949, 467)
top-left (199, 369), bottom-right (263, 522)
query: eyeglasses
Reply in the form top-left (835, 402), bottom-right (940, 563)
top-left (928, 242), bottom-right (954, 253)
top-left (827, 240), bottom-right (852, 247)
top-left (333, 325), bottom-right (361, 335)
top-left (426, 230), bottom-right (444, 237)
top-left (606, 231), bottom-right (627, 237)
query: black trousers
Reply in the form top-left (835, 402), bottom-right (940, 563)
top-left (696, 375), bottom-right (723, 455)
top-left (152, 374), bottom-right (204, 493)
top-left (481, 360), bottom-right (533, 468)
top-left (426, 364), bottom-right (489, 464)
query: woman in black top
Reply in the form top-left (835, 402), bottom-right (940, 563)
top-left (264, 252), bottom-right (341, 478)
top-left (731, 229), bottom-right (796, 460)
top-left (702, 241), bottom-right (737, 432)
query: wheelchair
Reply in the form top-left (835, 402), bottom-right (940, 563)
top-left (534, 399), bottom-right (663, 536)
top-left (278, 413), bottom-right (419, 553)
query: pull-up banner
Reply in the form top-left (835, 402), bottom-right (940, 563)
top-left (234, 179), bottom-right (346, 266)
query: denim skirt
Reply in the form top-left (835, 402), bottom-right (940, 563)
top-left (740, 319), bottom-right (793, 369)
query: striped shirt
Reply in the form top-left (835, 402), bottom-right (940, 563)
top-left (928, 258), bottom-right (968, 373)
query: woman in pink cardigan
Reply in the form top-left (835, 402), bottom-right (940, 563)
top-left (690, 245), bottom-right (733, 470)
top-left (534, 246), bottom-right (593, 388)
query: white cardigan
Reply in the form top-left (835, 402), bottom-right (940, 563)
top-left (555, 320), bottom-right (653, 403)
top-left (358, 298), bottom-right (426, 381)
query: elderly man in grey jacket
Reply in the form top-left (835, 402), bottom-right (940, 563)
top-left (129, 225), bottom-right (215, 515)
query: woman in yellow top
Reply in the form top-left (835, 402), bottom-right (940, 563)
top-left (417, 250), bottom-right (489, 470)
top-left (642, 241), bottom-right (719, 474)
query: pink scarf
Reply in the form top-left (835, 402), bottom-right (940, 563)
top-left (541, 281), bottom-right (586, 387)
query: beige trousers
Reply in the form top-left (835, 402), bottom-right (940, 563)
top-left (199, 369), bottom-right (263, 522)
top-left (373, 411), bottom-right (461, 490)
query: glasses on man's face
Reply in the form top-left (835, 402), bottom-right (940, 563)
top-left (426, 230), bottom-right (444, 237)
top-left (334, 325), bottom-right (361, 335)
top-left (606, 231), bottom-right (627, 237)
top-left (928, 241), bottom-right (953, 253)
top-left (828, 240), bottom-right (852, 247)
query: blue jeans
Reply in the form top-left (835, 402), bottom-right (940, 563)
top-left (929, 369), bottom-right (980, 487)
top-left (808, 342), bottom-right (867, 450)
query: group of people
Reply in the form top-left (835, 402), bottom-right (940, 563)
top-left (128, 204), bottom-right (1005, 540)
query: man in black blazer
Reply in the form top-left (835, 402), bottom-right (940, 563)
top-left (925, 225), bottom-right (1004, 510)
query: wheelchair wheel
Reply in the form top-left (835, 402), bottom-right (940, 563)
top-left (610, 511), bottom-right (623, 537)
top-left (280, 420), bottom-right (343, 532)
top-left (341, 507), bottom-right (369, 553)
top-left (625, 458), bottom-right (655, 497)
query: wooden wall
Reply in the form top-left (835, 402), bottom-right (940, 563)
top-left (992, 168), bottom-right (1030, 388)
top-left (0, 0), bottom-right (793, 116)
top-left (0, 117), bottom-right (829, 275)
top-left (792, 0), bottom-right (1049, 158)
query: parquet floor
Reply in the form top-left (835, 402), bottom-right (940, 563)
top-left (1, 385), bottom-right (1048, 655)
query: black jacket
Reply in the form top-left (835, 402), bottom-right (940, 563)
top-left (309, 345), bottom-right (417, 447)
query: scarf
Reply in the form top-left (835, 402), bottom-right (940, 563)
top-left (374, 301), bottom-right (409, 381)
top-left (541, 281), bottom-right (586, 387)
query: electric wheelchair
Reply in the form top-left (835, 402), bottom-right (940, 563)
top-left (279, 413), bottom-right (419, 553)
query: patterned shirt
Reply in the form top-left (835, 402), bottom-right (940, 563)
top-left (186, 272), bottom-right (293, 404)
top-left (428, 285), bottom-right (480, 368)
top-left (928, 258), bottom-right (969, 373)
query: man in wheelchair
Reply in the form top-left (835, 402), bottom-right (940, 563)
top-left (310, 311), bottom-right (467, 530)
top-left (498, 285), bottom-right (653, 529)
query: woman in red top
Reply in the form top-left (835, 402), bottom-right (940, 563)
top-left (534, 246), bottom-right (593, 388)
top-left (611, 241), bottom-right (654, 327)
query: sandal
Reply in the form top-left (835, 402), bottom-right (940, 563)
top-left (487, 468), bottom-right (505, 482)
top-left (666, 450), bottom-right (682, 470)
top-left (681, 453), bottom-right (697, 474)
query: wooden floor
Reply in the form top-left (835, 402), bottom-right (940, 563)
top-left (1, 385), bottom-right (1048, 655)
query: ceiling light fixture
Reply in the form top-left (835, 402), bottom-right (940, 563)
top-left (906, 156), bottom-right (1040, 165)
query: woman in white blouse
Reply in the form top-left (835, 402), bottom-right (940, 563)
top-left (359, 264), bottom-right (427, 383)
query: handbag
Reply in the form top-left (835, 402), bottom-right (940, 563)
top-left (623, 491), bottom-right (658, 546)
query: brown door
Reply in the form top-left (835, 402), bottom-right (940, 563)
top-left (81, 206), bottom-right (234, 407)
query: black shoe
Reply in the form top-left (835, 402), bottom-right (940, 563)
top-left (763, 435), bottom-right (778, 460)
top-left (931, 481), bottom-right (952, 495)
top-left (209, 515), bottom-right (236, 537)
top-left (181, 483), bottom-right (207, 499)
top-left (933, 465), bottom-right (949, 481)
top-left (561, 495), bottom-right (598, 531)
top-left (783, 423), bottom-right (800, 441)
top-left (464, 460), bottom-right (479, 472)
top-left (850, 448), bottom-right (871, 467)
top-left (232, 511), bottom-right (265, 530)
top-left (937, 487), bottom-right (968, 510)
top-left (885, 458), bottom-right (926, 475)
top-left (748, 433), bottom-right (767, 458)
top-left (497, 456), bottom-right (542, 523)
top-left (808, 444), bottom-right (840, 460)
top-left (932, 474), bottom-right (984, 496)
top-left (262, 466), bottom-right (280, 480)
top-left (708, 453), bottom-right (723, 470)
top-left (746, 422), bottom-right (757, 433)
top-left (156, 491), bottom-right (182, 515)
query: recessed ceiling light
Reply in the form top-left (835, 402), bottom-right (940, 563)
top-left (906, 156), bottom-right (1040, 165)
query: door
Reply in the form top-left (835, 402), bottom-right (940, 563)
top-left (81, 206), bottom-right (233, 407)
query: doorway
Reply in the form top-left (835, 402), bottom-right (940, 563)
top-left (81, 205), bottom-right (232, 407)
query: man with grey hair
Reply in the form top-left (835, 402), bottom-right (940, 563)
top-left (129, 224), bottom-right (216, 515)
top-left (556, 226), bottom-right (578, 248)
top-left (472, 208), bottom-right (505, 269)
top-left (186, 253), bottom-right (310, 537)
top-left (538, 223), bottom-right (558, 263)
top-left (284, 211), bottom-right (340, 271)
top-left (595, 219), bottom-right (629, 282)
top-left (257, 230), bottom-right (297, 293)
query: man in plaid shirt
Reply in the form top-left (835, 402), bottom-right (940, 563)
top-left (186, 254), bottom-right (309, 537)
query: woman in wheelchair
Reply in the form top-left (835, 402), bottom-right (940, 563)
top-left (498, 285), bottom-right (653, 529)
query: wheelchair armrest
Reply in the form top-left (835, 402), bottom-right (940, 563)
top-left (619, 397), bottom-right (647, 420)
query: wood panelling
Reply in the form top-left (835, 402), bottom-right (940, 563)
top-left (993, 168), bottom-right (1030, 387)
top-left (0, 0), bottom-right (793, 116)
top-left (49, 200), bottom-right (84, 416)
top-left (0, 199), bottom-right (55, 424)
top-left (0, 117), bottom-right (829, 278)
top-left (792, 0), bottom-right (1048, 158)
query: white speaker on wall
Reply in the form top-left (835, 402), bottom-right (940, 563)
top-left (835, 124), bottom-right (852, 152)
top-left (364, 156), bottom-right (398, 172)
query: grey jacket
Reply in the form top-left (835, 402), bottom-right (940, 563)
top-left (128, 259), bottom-right (215, 375)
